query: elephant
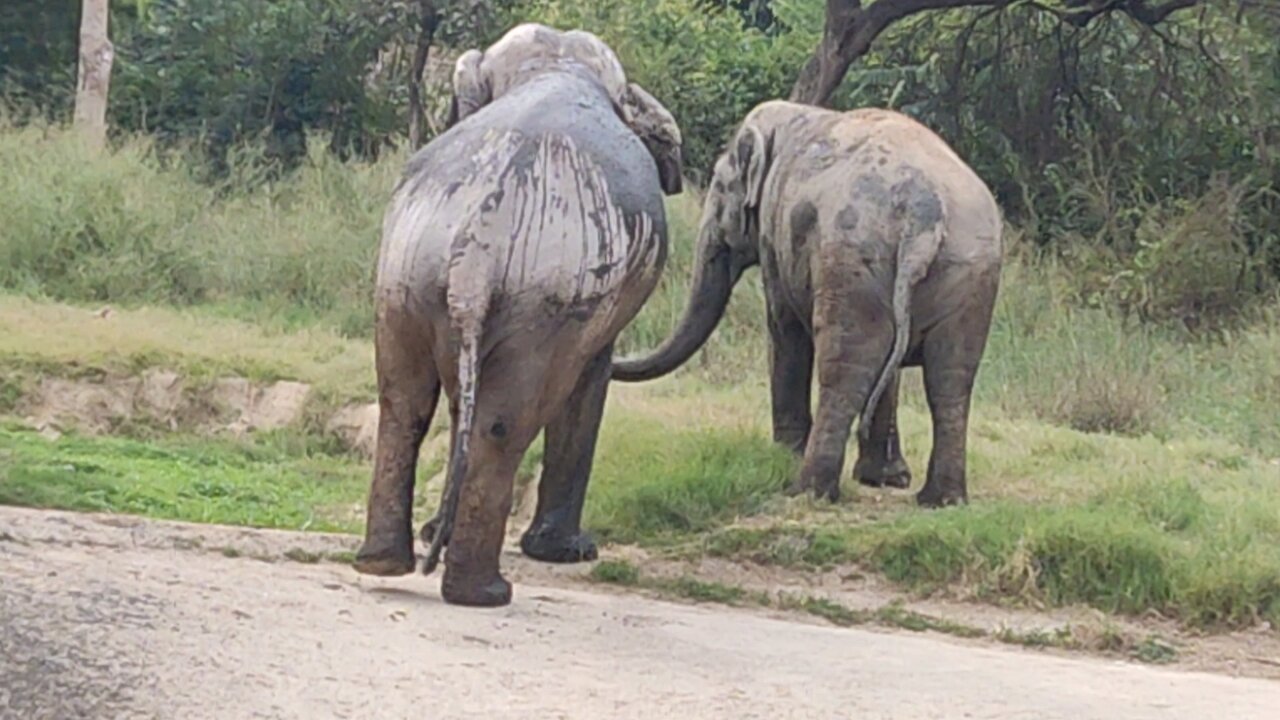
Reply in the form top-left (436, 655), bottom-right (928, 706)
top-left (613, 101), bottom-right (1002, 507)
top-left (352, 23), bottom-right (683, 607)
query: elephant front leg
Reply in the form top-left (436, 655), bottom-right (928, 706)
top-left (852, 370), bottom-right (912, 489)
top-left (520, 345), bottom-right (611, 564)
top-left (766, 284), bottom-right (814, 456)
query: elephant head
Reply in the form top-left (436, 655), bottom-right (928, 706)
top-left (445, 23), bottom-right (683, 195)
top-left (614, 104), bottom-right (801, 381)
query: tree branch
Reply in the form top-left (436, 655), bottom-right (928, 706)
top-left (790, 0), bottom-right (1206, 107)
top-left (1057, 0), bottom-right (1201, 27)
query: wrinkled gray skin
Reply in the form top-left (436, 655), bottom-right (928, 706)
top-left (352, 23), bottom-right (683, 607)
top-left (614, 102), bottom-right (1002, 506)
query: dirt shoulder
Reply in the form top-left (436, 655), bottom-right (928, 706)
top-left (1, 506), bottom-right (1277, 720)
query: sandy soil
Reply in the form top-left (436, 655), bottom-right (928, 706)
top-left (1, 507), bottom-right (1277, 720)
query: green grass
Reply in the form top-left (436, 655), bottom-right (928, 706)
top-left (585, 420), bottom-right (796, 543)
top-left (701, 478), bottom-right (1280, 629)
top-left (0, 425), bottom-right (367, 532)
top-left (589, 559), bottom-right (642, 585)
top-left (0, 122), bottom-right (395, 337)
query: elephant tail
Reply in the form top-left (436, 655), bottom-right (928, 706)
top-left (857, 199), bottom-right (947, 442)
top-left (422, 236), bottom-right (492, 577)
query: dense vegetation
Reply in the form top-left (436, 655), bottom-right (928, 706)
top-left (4, 0), bottom-right (1278, 327)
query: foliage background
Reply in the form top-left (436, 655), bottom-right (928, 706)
top-left (2, 0), bottom-right (1278, 324)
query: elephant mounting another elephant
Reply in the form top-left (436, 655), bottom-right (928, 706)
top-left (614, 101), bottom-right (1003, 508)
top-left (352, 23), bottom-right (683, 607)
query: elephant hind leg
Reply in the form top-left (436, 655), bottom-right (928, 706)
top-left (521, 343), bottom-right (612, 564)
top-left (355, 309), bottom-right (441, 577)
top-left (440, 430), bottom-right (523, 607)
top-left (852, 370), bottom-right (912, 489)
top-left (916, 352), bottom-right (976, 508)
top-left (788, 280), bottom-right (894, 503)
top-left (440, 346), bottom-right (552, 607)
top-left (915, 276), bottom-right (997, 508)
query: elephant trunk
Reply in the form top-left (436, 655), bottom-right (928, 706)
top-left (613, 234), bottom-right (740, 382)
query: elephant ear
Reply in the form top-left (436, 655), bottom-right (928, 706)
top-left (618, 83), bottom-right (684, 196)
top-left (736, 124), bottom-right (770, 211)
top-left (446, 49), bottom-right (488, 130)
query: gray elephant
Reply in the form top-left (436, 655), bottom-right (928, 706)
top-left (614, 101), bottom-right (1002, 507)
top-left (353, 23), bottom-right (683, 607)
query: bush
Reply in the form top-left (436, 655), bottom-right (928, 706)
top-left (1064, 181), bottom-right (1275, 331)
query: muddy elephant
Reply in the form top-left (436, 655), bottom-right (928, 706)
top-left (614, 101), bottom-right (1002, 507)
top-left (353, 23), bottom-right (683, 607)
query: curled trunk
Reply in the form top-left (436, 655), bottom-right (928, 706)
top-left (612, 237), bottom-right (739, 382)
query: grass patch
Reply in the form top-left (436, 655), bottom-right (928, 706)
top-left (0, 425), bottom-right (367, 532)
top-left (704, 490), bottom-right (1280, 630)
top-left (585, 421), bottom-right (796, 543)
top-left (590, 559), bottom-right (641, 586)
top-left (1131, 636), bottom-right (1179, 664)
top-left (0, 295), bottom-right (376, 402)
top-left (589, 559), bottom-right (752, 604)
top-left (325, 550), bottom-right (358, 565)
top-left (283, 548), bottom-right (323, 564)
top-left (0, 123), bottom-right (393, 337)
top-left (657, 576), bottom-right (751, 605)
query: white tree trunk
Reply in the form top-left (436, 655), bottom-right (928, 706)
top-left (74, 0), bottom-right (114, 149)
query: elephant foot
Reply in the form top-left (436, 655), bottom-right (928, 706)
top-left (854, 456), bottom-right (913, 490)
top-left (441, 570), bottom-right (513, 607)
top-left (916, 482), bottom-right (967, 508)
top-left (520, 527), bottom-right (598, 564)
top-left (352, 540), bottom-right (416, 577)
top-left (786, 473), bottom-right (840, 503)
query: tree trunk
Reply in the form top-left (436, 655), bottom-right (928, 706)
top-left (407, 1), bottom-right (441, 149)
top-left (74, 0), bottom-right (114, 149)
top-left (789, 0), bottom-right (869, 107)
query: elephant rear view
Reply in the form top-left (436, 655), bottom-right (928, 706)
top-left (353, 24), bottom-right (683, 607)
top-left (615, 102), bottom-right (1002, 506)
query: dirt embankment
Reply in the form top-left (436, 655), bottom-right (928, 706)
top-left (12, 368), bottom-right (380, 457)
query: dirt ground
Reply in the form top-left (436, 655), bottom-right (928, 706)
top-left (1, 507), bottom-right (1277, 719)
